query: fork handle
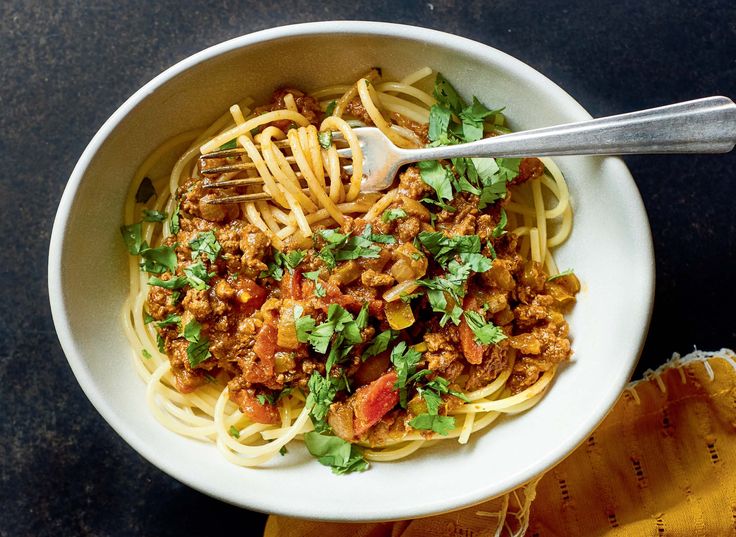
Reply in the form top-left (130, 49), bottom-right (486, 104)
top-left (396, 96), bottom-right (736, 162)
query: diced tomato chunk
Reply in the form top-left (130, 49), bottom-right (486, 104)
top-left (460, 295), bottom-right (485, 364)
top-left (280, 270), bottom-right (303, 300)
top-left (253, 323), bottom-right (277, 362)
top-left (236, 278), bottom-right (267, 313)
top-left (352, 371), bottom-right (399, 436)
top-left (230, 389), bottom-right (280, 424)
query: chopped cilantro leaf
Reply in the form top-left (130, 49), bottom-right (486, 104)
top-left (433, 73), bottom-right (464, 114)
top-left (141, 349), bottom-right (152, 360)
top-left (547, 268), bottom-right (575, 282)
top-left (182, 319), bottom-right (211, 367)
top-left (495, 158), bottom-right (522, 183)
top-left (183, 260), bottom-right (214, 290)
top-left (142, 210), bottom-right (166, 222)
top-left (139, 245), bottom-right (178, 274)
top-left (400, 291), bottom-right (423, 303)
top-left (390, 342), bottom-right (423, 408)
top-left (156, 333), bottom-right (165, 353)
top-left (120, 223), bottom-right (144, 255)
top-left (306, 371), bottom-right (343, 432)
top-left (324, 100), bottom-right (337, 116)
top-left (408, 413), bottom-right (455, 435)
top-left (256, 393), bottom-right (275, 405)
top-left (418, 159), bottom-right (453, 202)
top-left (417, 232), bottom-right (483, 267)
top-left (143, 312), bottom-right (154, 324)
top-left (303, 431), bottom-right (368, 475)
top-left (459, 97), bottom-right (501, 142)
top-left (219, 139), bottom-right (237, 150)
top-left (492, 208), bottom-right (508, 238)
top-left (155, 313), bottom-right (181, 329)
top-left (316, 229), bottom-right (381, 269)
top-left (189, 231), bottom-right (221, 262)
top-left (169, 202), bottom-right (180, 234)
top-left (303, 270), bottom-right (326, 297)
top-left (318, 130), bottom-right (332, 149)
top-left (362, 329), bottom-right (397, 360)
top-left (148, 275), bottom-right (187, 289)
top-left (428, 104), bottom-right (452, 142)
top-left (381, 208), bottom-right (407, 222)
top-left (463, 311), bottom-right (507, 345)
top-left (228, 425), bottom-right (240, 438)
top-left (283, 250), bottom-right (305, 270)
top-left (135, 177), bottom-right (156, 203)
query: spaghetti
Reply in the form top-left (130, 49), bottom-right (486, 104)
top-left (121, 68), bottom-right (578, 471)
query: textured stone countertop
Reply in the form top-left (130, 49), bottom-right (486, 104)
top-left (1, 1), bottom-right (734, 535)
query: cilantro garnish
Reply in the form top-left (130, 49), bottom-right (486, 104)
top-left (120, 223), bottom-right (179, 274)
top-left (303, 431), bottom-right (368, 475)
top-left (148, 275), bottom-right (187, 290)
top-left (120, 223), bottom-right (144, 255)
top-left (169, 202), bottom-right (180, 234)
top-left (306, 371), bottom-right (347, 432)
top-left (492, 208), bottom-right (508, 238)
top-left (189, 231), bottom-right (221, 262)
top-left (256, 388), bottom-right (292, 406)
top-left (303, 270), bottom-right (326, 297)
top-left (316, 228), bottom-right (382, 269)
top-left (408, 413), bottom-right (455, 435)
top-left (141, 349), bottom-right (152, 360)
top-left (318, 130), bottom-right (332, 149)
top-left (418, 160), bottom-right (453, 202)
top-left (142, 210), bottom-right (166, 222)
top-left (416, 231), bottom-right (492, 326)
top-left (261, 250), bottom-right (305, 281)
top-left (279, 446), bottom-right (288, 456)
top-left (182, 319), bottom-right (211, 367)
top-left (417, 232), bottom-right (484, 267)
top-left (228, 425), bottom-right (240, 439)
top-left (139, 245), bottom-right (178, 275)
top-left (324, 100), bottom-right (337, 116)
top-left (183, 260), bottom-right (214, 291)
top-left (407, 375), bottom-right (468, 436)
top-left (362, 329), bottom-right (397, 360)
top-left (219, 139), bottom-right (237, 150)
top-left (547, 268), bottom-right (575, 282)
top-left (463, 311), bottom-right (507, 345)
top-left (381, 208), bottom-right (407, 222)
top-left (390, 342), bottom-right (423, 408)
top-left (419, 73), bottom-right (516, 208)
top-left (295, 304), bottom-right (365, 373)
top-left (155, 313), bottom-right (181, 329)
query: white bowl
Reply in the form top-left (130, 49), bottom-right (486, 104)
top-left (49, 21), bottom-right (654, 521)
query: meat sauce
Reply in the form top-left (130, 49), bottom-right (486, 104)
top-left (146, 88), bottom-right (580, 446)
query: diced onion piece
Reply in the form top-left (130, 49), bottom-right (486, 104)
top-left (385, 300), bottom-right (415, 330)
top-left (382, 279), bottom-right (419, 303)
top-left (399, 196), bottom-right (431, 221)
top-left (277, 300), bottom-right (299, 349)
top-left (390, 259), bottom-right (415, 283)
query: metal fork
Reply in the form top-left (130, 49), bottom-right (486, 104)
top-left (203, 96), bottom-right (736, 204)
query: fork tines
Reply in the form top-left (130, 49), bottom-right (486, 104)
top-left (199, 132), bottom-right (355, 203)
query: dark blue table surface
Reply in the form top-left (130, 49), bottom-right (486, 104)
top-left (1, 1), bottom-right (734, 535)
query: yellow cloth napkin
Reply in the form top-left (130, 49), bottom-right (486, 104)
top-left (264, 349), bottom-right (736, 536)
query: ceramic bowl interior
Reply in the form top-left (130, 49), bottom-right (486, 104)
top-left (49, 21), bottom-right (654, 521)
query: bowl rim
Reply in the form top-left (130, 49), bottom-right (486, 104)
top-left (48, 20), bottom-right (655, 520)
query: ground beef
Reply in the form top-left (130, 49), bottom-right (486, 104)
top-left (345, 97), bottom-right (374, 125)
top-left (397, 166), bottom-right (433, 200)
